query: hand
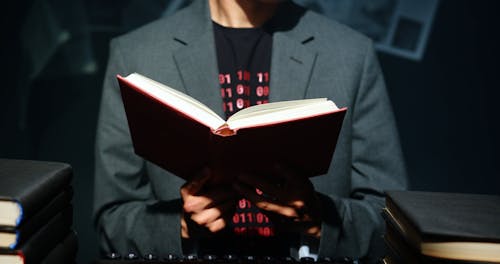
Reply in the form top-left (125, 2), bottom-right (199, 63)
top-left (180, 168), bottom-right (236, 239)
top-left (233, 165), bottom-right (322, 238)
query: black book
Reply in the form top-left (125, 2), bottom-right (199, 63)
top-left (383, 220), bottom-right (490, 264)
top-left (384, 191), bottom-right (500, 263)
top-left (0, 187), bottom-right (73, 248)
top-left (0, 205), bottom-right (73, 264)
top-left (0, 159), bottom-right (72, 228)
top-left (40, 229), bottom-right (78, 264)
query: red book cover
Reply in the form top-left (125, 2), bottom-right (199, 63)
top-left (118, 74), bottom-right (347, 180)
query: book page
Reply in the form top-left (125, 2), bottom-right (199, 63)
top-left (125, 73), bottom-right (226, 129)
top-left (229, 98), bottom-right (332, 119)
top-left (226, 99), bottom-right (339, 130)
top-left (0, 201), bottom-right (21, 226)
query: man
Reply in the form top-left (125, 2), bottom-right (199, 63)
top-left (93, 0), bottom-right (407, 262)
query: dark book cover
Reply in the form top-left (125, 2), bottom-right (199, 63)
top-left (118, 74), bottom-right (346, 180)
top-left (384, 191), bottom-right (500, 262)
top-left (0, 187), bottom-right (73, 248)
top-left (2, 205), bottom-right (73, 264)
top-left (385, 191), bottom-right (500, 243)
top-left (0, 159), bottom-right (72, 227)
top-left (40, 229), bottom-right (77, 264)
top-left (383, 220), bottom-right (488, 264)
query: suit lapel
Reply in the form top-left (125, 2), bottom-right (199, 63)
top-left (171, 0), bottom-right (317, 116)
top-left (173, 32), bottom-right (223, 118)
top-left (269, 32), bottom-right (317, 103)
top-left (172, 0), bottom-right (224, 118)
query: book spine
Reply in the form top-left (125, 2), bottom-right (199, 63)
top-left (206, 132), bottom-right (235, 185)
top-left (213, 123), bottom-right (236, 137)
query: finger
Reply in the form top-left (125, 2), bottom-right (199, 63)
top-left (233, 181), bottom-right (298, 218)
top-left (190, 199), bottom-right (235, 225)
top-left (205, 217), bottom-right (227, 233)
top-left (191, 207), bottom-right (222, 226)
top-left (183, 194), bottom-right (213, 213)
top-left (183, 187), bottom-right (236, 213)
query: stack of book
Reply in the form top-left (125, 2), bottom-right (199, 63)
top-left (0, 159), bottom-right (77, 264)
top-left (382, 190), bottom-right (500, 264)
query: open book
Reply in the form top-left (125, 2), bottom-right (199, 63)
top-left (118, 73), bottom-right (347, 180)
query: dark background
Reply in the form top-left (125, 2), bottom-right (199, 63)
top-left (1, 1), bottom-right (499, 263)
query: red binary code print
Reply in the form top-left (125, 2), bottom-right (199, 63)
top-left (220, 70), bottom-right (270, 118)
top-left (218, 67), bottom-right (273, 237)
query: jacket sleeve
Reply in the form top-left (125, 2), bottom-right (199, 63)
top-left (317, 42), bottom-right (408, 262)
top-left (92, 39), bottom-right (183, 257)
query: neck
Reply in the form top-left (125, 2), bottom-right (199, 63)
top-left (209, 0), bottom-right (280, 28)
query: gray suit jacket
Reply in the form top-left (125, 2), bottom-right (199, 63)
top-left (93, 0), bottom-right (407, 261)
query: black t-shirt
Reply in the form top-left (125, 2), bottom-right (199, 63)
top-left (213, 22), bottom-right (271, 119)
top-left (208, 22), bottom-right (294, 256)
